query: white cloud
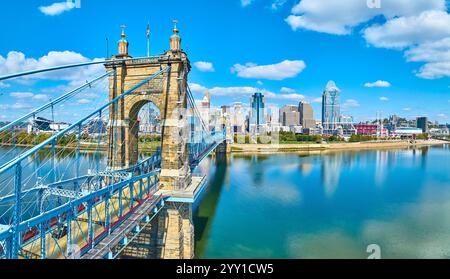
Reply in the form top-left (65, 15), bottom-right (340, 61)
top-left (403, 107), bottom-right (412, 111)
top-left (365, 80), bottom-right (391, 88)
top-left (403, 38), bottom-right (450, 79)
top-left (286, 0), bottom-right (445, 35)
top-left (0, 81), bottom-right (9, 88)
top-left (280, 87), bottom-right (296, 93)
top-left (33, 94), bottom-right (50, 101)
top-left (364, 10), bottom-right (450, 49)
top-left (209, 86), bottom-right (258, 96)
top-left (379, 97), bottom-right (389, 102)
top-left (256, 81), bottom-right (264, 86)
top-left (193, 61), bottom-right (215, 72)
top-left (266, 91), bottom-right (305, 101)
top-left (0, 51), bottom-right (105, 86)
top-left (362, 10), bottom-right (450, 79)
top-left (311, 97), bottom-right (322, 103)
top-left (270, 0), bottom-right (287, 11)
top-left (10, 92), bottom-right (34, 99)
top-left (343, 99), bottom-right (360, 108)
top-left (285, 0), bottom-right (450, 79)
top-left (11, 103), bottom-right (33, 110)
top-left (241, 0), bottom-right (254, 7)
top-left (437, 113), bottom-right (447, 118)
top-left (190, 83), bottom-right (304, 101)
top-left (10, 92), bottom-right (51, 103)
top-left (231, 60), bottom-right (306, 80)
top-left (189, 83), bottom-right (208, 94)
top-left (39, 1), bottom-right (76, 16)
top-left (77, 99), bottom-right (91, 105)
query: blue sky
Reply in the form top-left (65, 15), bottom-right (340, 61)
top-left (0, 0), bottom-right (449, 123)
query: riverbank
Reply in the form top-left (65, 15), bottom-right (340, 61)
top-left (229, 139), bottom-right (448, 154)
top-left (0, 141), bottom-right (160, 153)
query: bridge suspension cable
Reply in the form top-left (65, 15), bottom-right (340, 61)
top-left (0, 72), bottom-right (113, 167)
top-left (0, 56), bottom-right (164, 82)
top-left (0, 67), bottom-right (170, 259)
top-left (0, 72), bottom-right (113, 136)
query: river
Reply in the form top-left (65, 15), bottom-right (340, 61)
top-left (1, 145), bottom-right (450, 258)
top-left (194, 145), bottom-right (450, 259)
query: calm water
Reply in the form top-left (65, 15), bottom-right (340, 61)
top-left (2, 145), bottom-right (450, 258)
top-left (194, 145), bottom-right (450, 259)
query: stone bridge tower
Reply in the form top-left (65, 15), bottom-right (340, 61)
top-left (105, 21), bottom-right (191, 191)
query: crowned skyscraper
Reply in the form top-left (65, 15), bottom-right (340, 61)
top-left (322, 81), bottom-right (341, 135)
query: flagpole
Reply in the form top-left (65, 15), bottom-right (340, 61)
top-left (147, 22), bottom-right (150, 57)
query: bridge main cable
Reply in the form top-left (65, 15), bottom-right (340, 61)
top-left (0, 71), bottom-right (113, 134)
top-left (0, 56), bottom-right (164, 82)
top-left (0, 66), bottom-right (171, 175)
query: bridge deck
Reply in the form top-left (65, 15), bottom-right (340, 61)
top-left (81, 194), bottom-right (163, 259)
top-left (158, 176), bottom-right (207, 203)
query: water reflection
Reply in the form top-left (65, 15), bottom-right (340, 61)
top-left (194, 145), bottom-right (450, 258)
top-left (194, 154), bottom-right (228, 258)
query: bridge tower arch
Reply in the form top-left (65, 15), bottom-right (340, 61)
top-left (105, 22), bottom-right (192, 191)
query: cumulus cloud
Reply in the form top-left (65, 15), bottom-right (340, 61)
top-left (285, 0), bottom-right (450, 79)
top-left (10, 92), bottom-right (34, 99)
top-left (33, 94), bottom-right (50, 101)
top-left (189, 83), bottom-right (304, 101)
top-left (363, 10), bottom-right (450, 49)
top-left (241, 0), bottom-right (254, 7)
top-left (231, 60), bottom-right (306, 80)
top-left (270, 0), bottom-right (287, 11)
top-left (365, 80), bottom-right (391, 88)
top-left (193, 61), bottom-right (215, 72)
top-left (77, 99), bottom-right (91, 105)
top-left (364, 10), bottom-right (450, 79)
top-left (311, 97), bottom-right (322, 103)
top-left (266, 91), bottom-right (305, 101)
top-left (0, 51), bottom-right (105, 86)
top-left (9, 92), bottom-right (50, 105)
top-left (343, 99), bottom-right (360, 108)
top-left (280, 87), bottom-right (296, 93)
top-left (189, 83), bottom-right (208, 94)
top-left (379, 97), bottom-right (389, 102)
top-left (11, 102), bottom-right (33, 110)
top-left (286, 0), bottom-right (445, 35)
top-left (39, 1), bottom-right (77, 16)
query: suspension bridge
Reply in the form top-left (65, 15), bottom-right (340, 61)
top-left (0, 22), bottom-right (227, 259)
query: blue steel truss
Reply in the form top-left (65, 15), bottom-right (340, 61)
top-left (0, 60), bottom-right (226, 259)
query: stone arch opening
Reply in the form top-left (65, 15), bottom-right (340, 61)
top-left (127, 99), bottom-right (162, 166)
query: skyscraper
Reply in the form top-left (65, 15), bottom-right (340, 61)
top-left (417, 117), bottom-right (428, 133)
top-left (322, 81), bottom-right (341, 135)
top-left (280, 105), bottom-right (300, 127)
top-left (199, 90), bottom-right (211, 129)
top-left (249, 92), bottom-right (266, 127)
top-left (298, 102), bottom-right (315, 129)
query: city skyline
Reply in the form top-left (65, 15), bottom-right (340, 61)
top-left (0, 0), bottom-right (449, 124)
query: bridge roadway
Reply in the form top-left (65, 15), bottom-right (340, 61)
top-left (17, 174), bottom-right (208, 259)
top-left (81, 176), bottom-right (208, 259)
top-left (19, 175), bottom-right (159, 259)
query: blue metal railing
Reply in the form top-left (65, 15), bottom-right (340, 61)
top-left (0, 67), bottom-right (170, 259)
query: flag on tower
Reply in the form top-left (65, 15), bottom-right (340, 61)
top-left (146, 22), bottom-right (150, 57)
